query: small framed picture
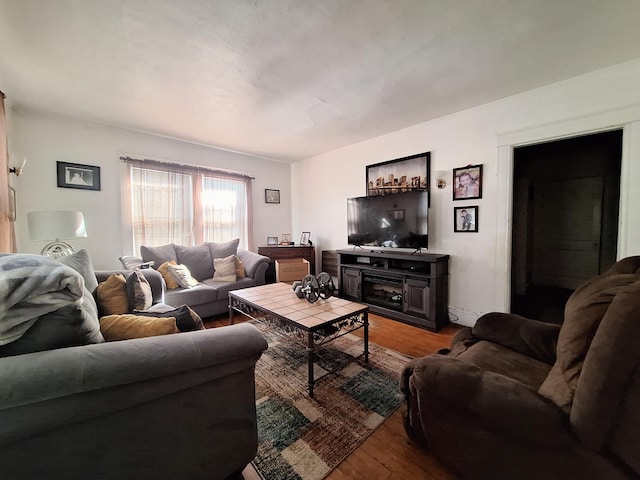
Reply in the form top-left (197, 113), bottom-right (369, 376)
top-left (265, 189), bottom-right (280, 204)
top-left (280, 233), bottom-right (291, 245)
top-left (453, 164), bottom-right (482, 200)
top-left (57, 161), bottom-right (101, 191)
top-left (300, 231), bottom-right (310, 245)
top-left (454, 206), bottom-right (478, 232)
top-left (267, 236), bottom-right (278, 245)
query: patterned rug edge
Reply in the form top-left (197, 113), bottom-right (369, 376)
top-left (251, 325), bottom-right (413, 480)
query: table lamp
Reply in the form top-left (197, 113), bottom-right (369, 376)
top-left (27, 210), bottom-right (87, 259)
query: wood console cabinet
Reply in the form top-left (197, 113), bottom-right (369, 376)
top-left (258, 245), bottom-right (316, 283)
top-left (337, 249), bottom-right (449, 331)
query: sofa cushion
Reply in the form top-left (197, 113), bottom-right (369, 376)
top-left (206, 239), bottom-right (239, 262)
top-left (458, 340), bottom-right (552, 390)
top-left (200, 276), bottom-right (257, 302)
top-left (213, 255), bottom-right (237, 282)
top-left (99, 314), bottom-right (179, 341)
top-left (538, 273), bottom-right (639, 410)
top-left (96, 274), bottom-right (129, 315)
top-left (0, 287), bottom-right (104, 357)
top-left (175, 244), bottom-right (214, 281)
top-left (59, 249), bottom-right (99, 294)
top-left (140, 243), bottom-right (177, 267)
top-left (126, 270), bottom-right (153, 311)
top-left (167, 264), bottom-right (199, 288)
top-left (157, 260), bottom-right (180, 289)
top-left (164, 283), bottom-right (219, 307)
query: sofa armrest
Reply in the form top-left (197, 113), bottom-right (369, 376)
top-left (95, 268), bottom-right (165, 305)
top-left (0, 323), bottom-right (268, 445)
top-left (409, 354), bottom-right (573, 448)
top-left (237, 249), bottom-right (270, 284)
top-left (472, 312), bottom-right (560, 365)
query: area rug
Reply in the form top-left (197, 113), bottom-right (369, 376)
top-left (252, 324), bottom-right (412, 480)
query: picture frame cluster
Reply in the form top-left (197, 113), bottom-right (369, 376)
top-left (453, 164), bottom-right (481, 233)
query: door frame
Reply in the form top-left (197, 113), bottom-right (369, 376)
top-left (494, 108), bottom-right (640, 312)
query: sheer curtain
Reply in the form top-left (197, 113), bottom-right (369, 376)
top-left (0, 91), bottom-right (15, 253)
top-left (124, 157), bottom-right (253, 253)
top-left (201, 175), bottom-right (249, 246)
top-left (129, 161), bottom-right (194, 253)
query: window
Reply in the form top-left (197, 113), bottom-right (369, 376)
top-left (125, 158), bottom-right (253, 254)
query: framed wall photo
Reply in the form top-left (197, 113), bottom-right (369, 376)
top-left (454, 206), bottom-right (478, 232)
top-left (267, 236), bottom-right (278, 245)
top-left (265, 189), bottom-right (280, 204)
top-left (366, 151), bottom-right (430, 196)
top-left (453, 164), bottom-right (482, 200)
top-left (57, 161), bottom-right (101, 191)
top-left (300, 231), bottom-right (310, 245)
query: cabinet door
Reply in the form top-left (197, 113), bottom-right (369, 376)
top-left (342, 268), bottom-right (361, 300)
top-left (403, 278), bottom-right (430, 316)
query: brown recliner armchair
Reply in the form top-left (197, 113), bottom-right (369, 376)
top-left (401, 256), bottom-right (640, 480)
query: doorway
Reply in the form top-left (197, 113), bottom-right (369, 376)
top-left (511, 130), bottom-right (622, 324)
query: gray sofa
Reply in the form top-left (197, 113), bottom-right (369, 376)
top-left (121, 240), bottom-right (270, 318)
top-left (0, 252), bottom-right (268, 480)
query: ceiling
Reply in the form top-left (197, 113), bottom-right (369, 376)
top-left (1, 1), bottom-right (640, 162)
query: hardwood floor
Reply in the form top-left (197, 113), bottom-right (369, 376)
top-left (205, 313), bottom-right (462, 480)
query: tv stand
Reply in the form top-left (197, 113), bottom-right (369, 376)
top-left (337, 249), bottom-right (449, 332)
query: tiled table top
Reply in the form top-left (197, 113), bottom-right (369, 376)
top-left (229, 282), bottom-right (368, 330)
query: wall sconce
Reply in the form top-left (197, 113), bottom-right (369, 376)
top-left (435, 170), bottom-right (448, 189)
top-left (27, 210), bottom-right (87, 258)
top-left (9, 158), bottom-right (26, 176)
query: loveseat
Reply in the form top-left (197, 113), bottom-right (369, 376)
top-left (0, 251), bottom-right (268, 480)
top-left (120, 239), bottom-right (270, 318)
top-left (401, 256), bottom-right (640, 480)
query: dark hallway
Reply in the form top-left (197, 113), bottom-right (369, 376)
top-left (511, 130), bottom-right (622, 324)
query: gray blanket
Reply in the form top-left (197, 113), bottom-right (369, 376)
top-left (0, 254), bottom-right (85, 346)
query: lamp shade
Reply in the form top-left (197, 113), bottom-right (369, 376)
top-left (27, 211), bottom-right (87, 241)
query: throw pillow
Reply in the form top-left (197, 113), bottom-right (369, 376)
top-left (96, 273), bottom-right (129, 315)
top-left (140, 243), bottom-right (177, 268)
top-left (175, 244), bottom-right (214, 281)
top-left (206, 239), bottom-right (240, 262)
top-left (157, 260), bottom-right (180, 289)
top-left (133, 305), bottom-right (204, 331)
top-left (126, 270), bottom-right (153, 311)
top-left (168, 263), bottom-right (199, 288)
top-left (100, 314), bottom-right (179, 341)
top-left (59, 249), bottom-right (99, 294)
top-left (213, 254), bottom-right (237, 282)
top-left (234, 255), bottom-right (246, 279)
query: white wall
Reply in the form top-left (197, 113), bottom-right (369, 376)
top-left (9, 107), bottom-right (291, 269)
top-left (292, 58), bottom-right (640, 326)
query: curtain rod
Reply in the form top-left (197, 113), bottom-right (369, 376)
top-left (120, 156), bottom-right (255, 180)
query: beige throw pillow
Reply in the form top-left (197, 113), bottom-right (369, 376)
top-left (96, 274), bottom-right (129, 315)
top-left (234, 255), bottom-right (246, 279)
top-left (167, 264), bottom-right (199, 288)
top-left (213, 254), bottom-right (237, 282)
top-left (157, 260), bottom-right (180, 289)
top-left (100, 314), bottom-right (179, 341)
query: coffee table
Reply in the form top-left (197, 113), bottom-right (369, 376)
top-left (229, 282), bottom-right (369, 397)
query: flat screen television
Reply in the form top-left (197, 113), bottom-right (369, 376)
top-left (347, 191), bottom-right (429, 250)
